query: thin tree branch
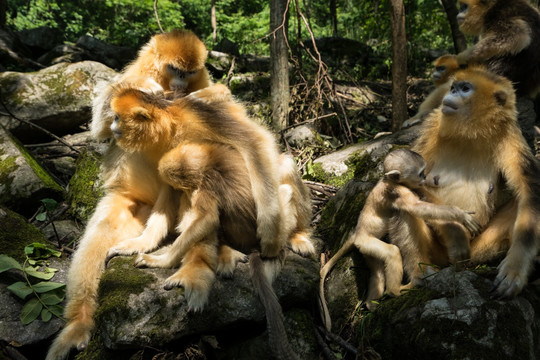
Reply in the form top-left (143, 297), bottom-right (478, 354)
top-left (0, 97), bottom-right (80, 154)
top-left (153, 0), bottom-right (165, 33)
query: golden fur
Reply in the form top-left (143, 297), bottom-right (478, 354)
top-left (403, 55), bottom-right (460, 128)
top-left (456, 0), bottom-right (540, 97)
top-left (46, 31), bottom-right (281, 360)
top-left (107, 84), bottom-right (312, 360)
top-left (319, 149), bottom-right (479, 331)
top-left (91, 29), bottom-right (212, 140)
top-left (412, 66), bottom-right (540, 298)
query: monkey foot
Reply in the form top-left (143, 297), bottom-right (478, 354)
top-left (288, 232), bottom-right (316, 257)
top-left (164, 265), bottom-right (215, 311)
top-left (216, 246), bottom-right (248, 279)
top-left (134, 253), bottom-right (179, 269)
top-left (491, 262), bottom-right (527, 299)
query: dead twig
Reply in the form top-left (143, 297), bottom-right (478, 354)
top-left (0, 96), bottom-right (80, 154)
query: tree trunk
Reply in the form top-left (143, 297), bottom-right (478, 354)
top-left (211, 0), bottom-right (217, 43)
top-left (389, 0), bottom-right (407, 131)
top-left (0, 0), bottom-right (6, 28)
top-left (270, 0), bottom-right (290, 131)
top-left (440, 0), bottom-right (468, 53)
top-left (330, 0), bottom-right (338, 37)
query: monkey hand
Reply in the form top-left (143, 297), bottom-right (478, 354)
top-left (105, 235), bottom-right (158, 267)
top-left (491, 253), bottom-right (529, 299)
top-left (456, 49), bottom-right (472, 66)
top-left (188, 83), bottom-right (232, 104)
top-left (462, 212), bottom-right (481, 236)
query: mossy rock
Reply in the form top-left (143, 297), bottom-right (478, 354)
top-left (67, 149), bottom-right (104, 222)
top-left (0, 126), bottom-right (63, 215)
top-left (0, 206), bottom-right (48, 263)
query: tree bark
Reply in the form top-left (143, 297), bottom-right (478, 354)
top-left (389, 0), bottom-right (408, 131)
top-left (0, 0), bottom-right (6, 28)
top-left (440, 0), bottom-right (468, 53)
top-left (330, 0), bottom-right (338, 37)
top-left (270, 0), bottom-right (290, 131)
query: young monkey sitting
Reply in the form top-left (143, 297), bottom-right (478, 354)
top-left (319, 148), bottom-right (480, 330)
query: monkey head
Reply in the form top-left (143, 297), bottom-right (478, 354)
top-left (149, 30), bottom-right (208, 93)
top-left (456, 0), bottom-right (494, 35)
top-left (383, 149), bottom-right (427, 189)
top-left (109, 87), bottom-right (174, 153)
top-left (432, 55), bottom-right (459, 86)
top-left (440, 66), bottom-right (516, 139)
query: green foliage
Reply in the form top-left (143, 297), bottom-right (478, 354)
top-left (7, 0), bottom-right (454, 77)
top-left (0, 243), bottom-right (65, 325)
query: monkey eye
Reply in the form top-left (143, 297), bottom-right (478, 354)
top-left (459, 3), bottom-right (468, 12)
top-left (419, 170), bottom-right (426, 180)
top-left (460, 82), bottom-right (473, 93)
top-left (435, 66), bottom-right (446, 72)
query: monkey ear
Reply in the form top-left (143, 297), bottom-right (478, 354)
top-left (494, 91), bottom-right (507, 106)
top-left (384, 170), bottom-right (401, 182)
top-left (133, 107), bottom-right (151, 121)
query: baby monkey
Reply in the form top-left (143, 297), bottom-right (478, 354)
top-left (319, 149), bottom-right (480, 330)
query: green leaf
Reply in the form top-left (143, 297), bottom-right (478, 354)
top-left (44, 267), bottom-right (58, 273)
top-left (35, 212), bottom-right (47, 222)
top-left (24, 267), bottom-right (55, 280)
top-left (40, 292), bottom-right (64, 306)
top-left (0, 255), bottom-right (23, 273)
top-left (24, 243), bottom-right (61, 259)
top-left (40, 198), bottom-right (58, 212)
top-left (7, 282), bottom-right (33, 300)
top-left (47, 304), bottom-right (64, 318)
top-left (41, 308), bottom-right (52, 322)
top-left (32, 281), bottom-right (65, 293)
top-left (21, 298), bottom-right (42, 325)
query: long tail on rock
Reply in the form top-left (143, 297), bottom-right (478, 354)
top-left (249, 251), bottom-right (299, 360)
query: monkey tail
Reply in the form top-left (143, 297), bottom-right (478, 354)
top-left (249, 251), bottom-right (299, 360)
top-left (318, 240), bottom-right (354, 332)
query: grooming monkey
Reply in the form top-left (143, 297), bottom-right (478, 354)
top-left (412, 66), bottom-right (540, 299)
top-left (456, 0), bottom-right (540, 97)
top-left (91, 29), bottom-right (212, 140)
top-left (319, 149), bottom-right (480, 330)
top-left (47, 31), bottom-right (306, 359)
top-left (402, 55), bottom-right (460, 128)
top-left (107, 85), bottom-right (311, 360)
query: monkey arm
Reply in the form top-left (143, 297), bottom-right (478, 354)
top-left (135, 191), bottom-right (220, 269)
top-left (106, 185), bottom-right (178, 261)
top-left (492, 135), bottom-right (540, 297)
top-left (459, 19), bottom-right (532, 64)
top-left (393, 188), bottom-right (481, 235)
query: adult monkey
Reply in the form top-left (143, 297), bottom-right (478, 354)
top-left (456, 0), bottom-right (540, 98)
top-left (412, 66), bottom-right (540, 298)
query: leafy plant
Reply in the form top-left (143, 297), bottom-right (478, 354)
top-left (0, 243), bottom-right (65, 325)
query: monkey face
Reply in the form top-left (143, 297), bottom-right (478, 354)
top-left (432, 55), bottom-right (459, 86)
top-left (441, 81), bottom-right (475, 116)
top-left (457, 0), bottom-right (486, 35)
top-left (165, 64), bottom-right (198, 92)
top-left (110, 89), bottom-right (172, 152)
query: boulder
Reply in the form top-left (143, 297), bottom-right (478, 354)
top-left (78, 253), bottom-right (320, 359)
top-left (0, 126), bottom-right (63, 215)
top-left (0, 61), bottom-right (117, 142)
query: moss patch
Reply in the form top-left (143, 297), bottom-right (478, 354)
top-left (96, 257), bottom-right (155, 321)
top-left (0, 206), bottom-right (48, 262)
top-left (67, 150), bottom-right (104, 222)
top-left (8, 132), bottom-right (64, 194)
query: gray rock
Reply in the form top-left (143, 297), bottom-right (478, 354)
top-left (0, 126), bottom-right (63, 214)
top-left (0, 61), bottom-right (117, 142)
top-left (92, 253), bottom-right (319, 359)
